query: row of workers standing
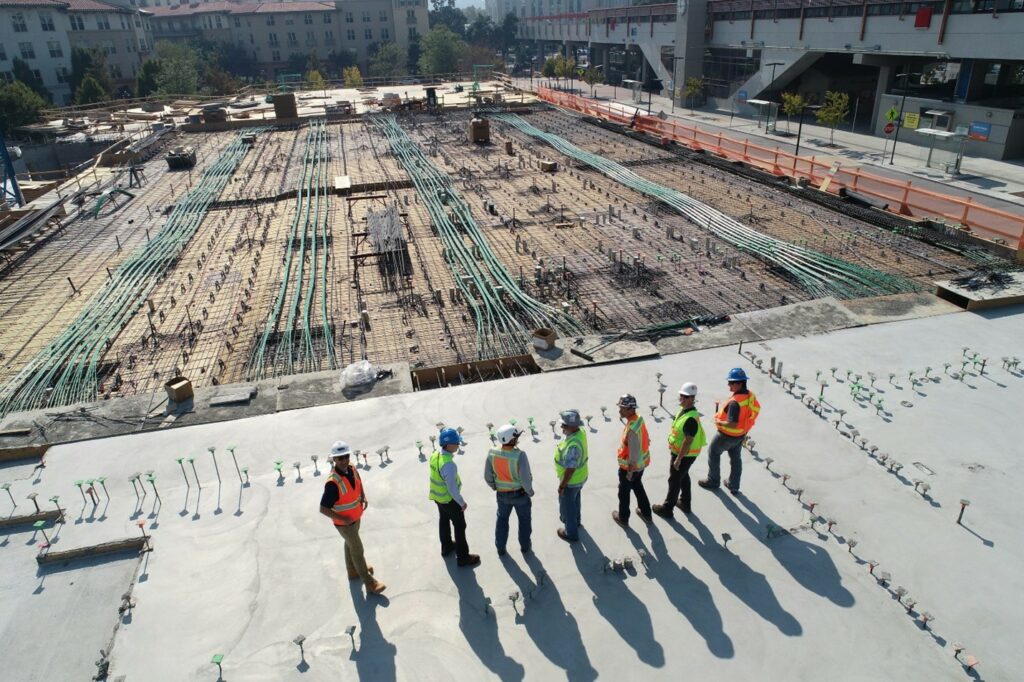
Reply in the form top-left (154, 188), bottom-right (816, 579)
top-left (319, 367), bottom-right (761, 595)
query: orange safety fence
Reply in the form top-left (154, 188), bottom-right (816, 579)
top-left (537, 88), bottom-right (1024, 251)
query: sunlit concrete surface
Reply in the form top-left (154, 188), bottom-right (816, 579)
top-left (2, 305), bottom-right (1020, 680)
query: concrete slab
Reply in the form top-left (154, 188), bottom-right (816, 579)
top-left (2, 306), bottom-right (1021, 679)
top-left (841, 292), bottom-right (963, 325)
top-left (935, 270), bottom-right (1024, 310)
top-left (655, 317), bottom-right (761, 355)
top-left (531, 335), bottom-right (660, 371)
top-left (735, 297), bottom-right (863, 340)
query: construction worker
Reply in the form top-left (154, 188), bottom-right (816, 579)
top-left (485, 424), bottom-right (535, 555)
top-left (554, 409), bottom-right (588, 542)
top-left (653, 382), bottom-right (705, 518)
top-left (429, 427), bottom-right (481, 567)
top-left (318, 441), bottom-right (386, 595)
top-left (700, 368), bottom-right (761, 494)
top-left (612, 394), bottom-right (652, 527)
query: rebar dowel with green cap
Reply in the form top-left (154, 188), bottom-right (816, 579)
top-left (146, 474), bottom-right (160, 502)
top-left (1, 482), bottom-right (14, 508)
top-left (176, 458), bottom-right (190, 488)
top-left (33, 519), bottom-right (51, 545)
top-left (49, 495), bottom-right (62, 519)
top-left (74, 480), bottom-right (87, 505)
top-left (208, 447), bottom-right (221, 483)
top-left (228, 446), bottom-right (242, 481)
top-left (97, 477), bottom-right (108, 498)
top-left (188, 458), bottom-right (201, 489)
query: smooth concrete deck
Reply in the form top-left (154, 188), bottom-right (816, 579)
top-left (1, 305), bottom-right (1021, 680)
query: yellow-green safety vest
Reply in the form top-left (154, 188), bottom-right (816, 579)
top-left (428, 450), bottom-right (461, 503)
top-left (668, 407), bottom-right (707, 457)
top-left (554, 429), bottom-right (588, 486)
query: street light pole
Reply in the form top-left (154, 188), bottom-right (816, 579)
top-left (889, 70), bottom-right (920, 165)
top-left (794, 104), bottom-right (821, 157)
top-left (763, 61), bottom-right (783, 132)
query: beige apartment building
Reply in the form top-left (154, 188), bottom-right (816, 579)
top-left (145, 0), bottom-right (429, 76)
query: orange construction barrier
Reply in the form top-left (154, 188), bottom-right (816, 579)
top-left (537, 88), bottom-right (1024, 252)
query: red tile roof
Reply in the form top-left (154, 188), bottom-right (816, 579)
top-left (0, 0), bottom-right (134, 10)
top-left (147, 1), bottom-right (334, 18)
top-left (251, 1), bottom-right (334, 13)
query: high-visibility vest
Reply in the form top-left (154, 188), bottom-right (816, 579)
top-left (428, 450), bottom-right (461, 503)
top-left (554, 430), bottom-right (588, 486)
top-left (617, 415), bottom-right (650, 470)
top-left (488, 448), bottom-right (523, 491)
top-left (328, 469), bottom-right (364, 525)
top-left (716, 391), bottom-right (761, 437)
top-left (668, 407), bottom-right (707, 457)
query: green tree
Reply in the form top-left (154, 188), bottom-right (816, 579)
top-left (305, 68), bottom-right (326, 91)
top-left (327, 49), bottom-right (358, 78)
top-left (498, 13), bottom-right (519, 60)
top-left (136, 59), bottom-right (161, 98)
top-left (69, 47), bottom-right (113, 99)
top-left (554, 55), bottom-right (576, 88)
top-left (429, 0), bottom-right (467, 37)
top-left (154, 41), bottom-right (199, 95)
top-left (780, 91), bottom-right (806, 133)
top-left (418, 25), bottom-right (466, 75)
top-left (684, 76), bottom-right (703, 113)
top-left (815, 90), bottom-right (850, 145)
top-left (342, 66), bottom-right (364, 87)
top-left (202, 66), bottom-right (240, 95)
top-left (214, 43), bottom-right (258, 80)
top-left (12, 58), bottom-right (51, 102)
top-left (406, 37), bottom-right (421, 75)
top-left (369, 42), bottom-right (407, 79)
top-left (0, 81), bottom-right (48, 133)
top-left (541, 57), bottom-right (557, 78)
top-left (582, 67), bottom-right (602, 97)
top-left (466, 15), bottom-right (495, 47)
top-left (75, 74), bottom-right (108, 105)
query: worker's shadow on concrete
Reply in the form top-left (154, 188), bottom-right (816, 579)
top-left (346, 582), bottom-right (397, 681)
top-left (722, 493), bottom-right (854, 607)
top-left (630, 522), bottom-right (736, 658)
top-left (445, 561), bottom-right (526, 681)
top-left (572, 531), bottom-right (665, 668)
top-left (675, 515), bottom-right (801, 638)
top-left (499, 553), bottom-right (598, 682)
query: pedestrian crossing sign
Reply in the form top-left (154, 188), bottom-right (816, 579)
top-left (885, 107), bottom-right (900, 122)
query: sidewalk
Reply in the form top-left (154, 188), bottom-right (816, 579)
top-left (516, 78), bottom-right (1024, 215)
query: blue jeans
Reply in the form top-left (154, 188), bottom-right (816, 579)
top-left (559, 486), bottom-right (582, 540)
top-left (706, 433), bottom-right (745, 491)
top-left (495, 491), bottom-right (532, 551)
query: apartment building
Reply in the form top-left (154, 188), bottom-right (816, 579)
top-left (0, 0), bottom-right (152, 104)
top-left (145, 0), bottom-right (428, 75)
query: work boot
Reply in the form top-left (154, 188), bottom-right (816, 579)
top-left (457, 554), bottom-right (481, 567)
top-left (636, 507), bottom-right (653, 524)
top-left (441, 545), bottom-right (455, 557)
top-left (698, 479), bottom-right (719, 490)
top-left (557, 528), bottom-right (578, 542)
top-left (348, 566), bottom-right (374, 580)
top-left (612, 511), bottom-right (628, 527)
top-left (675, 500), bottom-right (692, 514)
top-left (496, 547), bottom-right (507, 556)
top-left (366, 579), bottom-right (387, 595)
top-left (652, 504), bottom-right (673, 519)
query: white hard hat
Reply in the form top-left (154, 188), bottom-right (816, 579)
top-left (329, 440), bottom-right (352, 458)
top-left (496, 423), bottom-right (522, 445)
top-left (679, 382), bottom-right (698, 397)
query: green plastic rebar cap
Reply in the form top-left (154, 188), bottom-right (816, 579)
top-left (211, 654), bottom-right (224, 665)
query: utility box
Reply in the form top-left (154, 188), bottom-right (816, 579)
top-left (164, 376), bottom-right (194, 403)
top-left (531, 328), bottom-right (558, 350)
top-left (273, 92), bottom-right (298, 119)
top-left (469, 117), bottom-right (490, 144)
top-left (540, 160), bottom-right (558, 172)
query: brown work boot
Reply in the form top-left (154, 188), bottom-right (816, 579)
top-left (366, 579), bottom-right (387, 594)
top-left (348, 566), bottom-right (374, 580)
top-left (652, 504), bottom-right (673, 519)
top-left (612, 511), bottom-right (628, 527)
top-left (457, 554), bottom-right (481, 567)
top-left (636, 507), bottom-right (653, 524)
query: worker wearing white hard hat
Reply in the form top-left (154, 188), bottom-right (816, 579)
top-left (484, 423), bottom-right (535, 555)
top-left (319, 440), bottom-right (386, 595)
top-left (653, 383), bottom-right (707, 518)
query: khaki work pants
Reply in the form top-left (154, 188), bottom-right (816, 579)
top-left (335, 521), bottom-right (373, 585)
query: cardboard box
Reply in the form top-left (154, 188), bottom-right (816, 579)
top-left (531, 328), bottom-right (558, 350)
top-left (164, 376), bottom-right (194, 403)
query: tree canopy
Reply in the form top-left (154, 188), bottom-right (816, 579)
top-left (74, 75), bottom-right (109, 106)
top-left (136, 60), bottom-right (161, 98)
top-left (429, 0), bottom-right (467, 37)
top-left (815, 90), bottom-right (849, 144)
top-left (343, 66), bottom-right (364, 87)
top-left (369, 42), bottom-right (407, 79)
top-left (0, 81), bottom-right (48, 133)
top-left (70, 47), bottom-right (112, 101)
top-left (12, 58), bottom-right (51, 102)
top-left (154, 41), bottom-right (200, 95)
top-left (418, 25), bottom-right (466, 75)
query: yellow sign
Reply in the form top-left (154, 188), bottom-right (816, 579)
top-left (903, 112), bottom-right (920, 129)
top-left (885, 107), bottom-right (900, 122)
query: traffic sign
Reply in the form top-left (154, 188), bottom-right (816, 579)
top-left (884, 122), bottom-right (895, 135)
top-left (885, 107), bottom-right (899, 123)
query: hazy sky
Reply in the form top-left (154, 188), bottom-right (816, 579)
top-left (455, 0), bottom-right (484, 7)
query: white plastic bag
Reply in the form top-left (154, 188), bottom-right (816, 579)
top-left (341, 360), bottom-right (377, 388)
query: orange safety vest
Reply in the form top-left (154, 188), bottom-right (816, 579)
top-left (328, 469), bottom-right (364, 525)
top-left (716, 391), bottom-right (761, 437)
top-left (617, 415), bottom-right (650, 470)
top-left (488, 448), bottom-right (523, 492)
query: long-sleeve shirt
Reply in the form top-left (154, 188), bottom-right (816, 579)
top-left (484, 448), bottom-right (535, 496)
top-left (624, 420), bottom-right (643, 468)
top-left (439, 460), bottom-right (466, 507)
